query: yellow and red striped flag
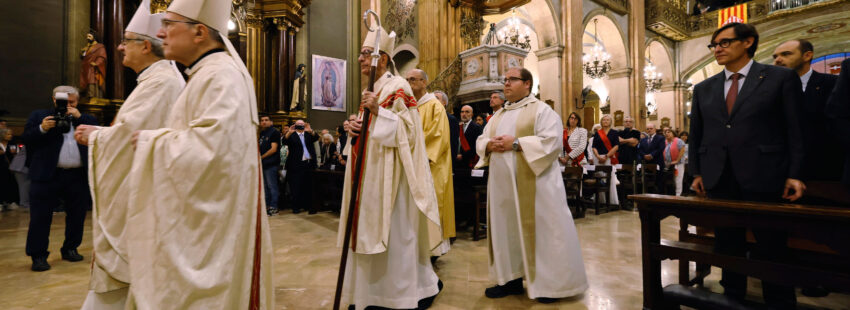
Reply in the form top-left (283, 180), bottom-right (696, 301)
top-left (718, 4), bottom-right (748, 28)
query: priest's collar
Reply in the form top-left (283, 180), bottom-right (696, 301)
top-left (186, 48), bottom-right (226, 72)
top-left (136, 59), bottom-right (167, 82)
top-left (503, 94), bottom-right (534, 110)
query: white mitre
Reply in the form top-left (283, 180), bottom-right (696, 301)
top-left (126, 0), bottom-right (165, 39)
top-left (167, 0), bottom-right (258, 125)
top-left (363, 25), bottom-right (397, 73)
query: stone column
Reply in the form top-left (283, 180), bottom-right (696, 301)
top-left (561, 0), bottom-right (583, 121)
top-left (246, 13), bottom-right (265, 107)
top-left (267, 21), bottom-right (280, 113)
top-left (535, 45), bottom-right (564, 116)
top-left (277, 22), bottom-right (289, 112)
top-left (629, 0), bottom-right (647, 129)
top-left (108, 0), bottom-right (125, 99)
top-left (91, 0), bottom-right (105, 41)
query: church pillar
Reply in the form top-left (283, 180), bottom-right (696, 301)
top-left (629, 0), bottom-right (647, 129)
top-left (246, 14), bottom-right (265, 109)
top-left (91, 0), bottom-right (105, 40)
top-left (535, 45), bottom-right (564, 116)
top-left (561, 0), bottom-right (583, 120)
top-left (108, 0), bottom-right (125, 99)
top-left (267, 22), bottom-right (280, 113)
top-left (276, 20), bottom-right (290, 113)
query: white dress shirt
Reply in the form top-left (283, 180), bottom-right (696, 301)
top-left (723, 59), bottom-right (754, 100)
top-left (298, 132), bottom-right (311, 161)
top-left (800, 68), bottom-right (813, 91)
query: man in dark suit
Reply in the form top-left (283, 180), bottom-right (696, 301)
top-left (689, 23), bottom-right (804, 308)
top-left (22, 86), bottom-right (97, 272)
top-left (826, 59), bottom-right (850, 190)
top-left (456, 104), bottom-right (482, 169)
top-left (638, 123), bottom-right (666, 192)
top-left (773, 39), bottom-right (842, 205)
top-left (284, 119), bottom-right (318, 214)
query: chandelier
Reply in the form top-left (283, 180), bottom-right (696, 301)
top-left (644, 61), bottom-right (663, 93)
top-left (497, 10), bottom-right (532, 50)
top-left (582, 19), bottom-right (611, 79)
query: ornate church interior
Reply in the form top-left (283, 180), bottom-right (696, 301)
top-left (1, 0), bottom-right (849, 309)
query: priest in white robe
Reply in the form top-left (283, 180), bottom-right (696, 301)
top-left (475, 67), bottom-right (588, 303)
top-left (117, 0), bottom-right (274, 309)
top-left (337, 26), bottom-right (443, 310)
top-left (76, 3), bottom-right (185, 308)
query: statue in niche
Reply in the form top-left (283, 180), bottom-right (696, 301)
top-left (80, 30), bottom-right (107, 99)
top-left (290, 64), bottom-right (307, 111)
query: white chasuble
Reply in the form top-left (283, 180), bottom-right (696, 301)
top-left (475, 95), bottom-right (588, 299)
top-left (337, 73), bottom-right (442, 309)
top-left (86, 59), bottom-right (183, 295)
top-left (124, 52), bottom-right (273, 310)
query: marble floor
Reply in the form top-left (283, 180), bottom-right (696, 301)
top-left (1, 208), bottom-right (848, 309)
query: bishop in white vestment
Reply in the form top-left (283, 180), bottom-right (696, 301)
top-left (476, 67), bottom-right (588, 302)
top-left (337, 27), bottom-right (443, 310)
top-left (76, 3), bottom-right (185, 308)
top-left (116, 1), bottom-right (274, 309)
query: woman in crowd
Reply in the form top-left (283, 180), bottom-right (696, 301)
top-left (663, 127), bottom-right (686, 196)
top-left (590, 115), bottom-right (620, 205)
top-left (319, 132), bottom-right (338, 170)
top-left (560, 112), bottom-right (588, 167)
top-left (474, 113), bottom-right (487, 127)
top-left (0, 128), bottom-right (19, 210)
top-left (586, 124), bottom-right (602, 165)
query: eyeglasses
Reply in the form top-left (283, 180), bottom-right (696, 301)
top-left (707, 38), bottom-right (741, 50)
top-left (502, 77), bottom-right (526, 84)
top-left (161, 18), bottom-right (200, 29)
top-left (119, 38), bottom-right (145, 45)
top-left (359, 50), bottom-right (375, 58)
top-left (406, 77), bottom-right (422, 83)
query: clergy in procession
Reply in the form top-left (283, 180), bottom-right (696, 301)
top-left (74, 1), bottom-right (185, 308)
top-left (337, 27), bottom-right (443, 309)
top-left (405, 68), bottom-right (456, 257)
top-left (475, 67), bottom-right (588, 303)
top-left (117, 0), bottom-right (274, 308)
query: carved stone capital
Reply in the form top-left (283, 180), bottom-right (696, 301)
top-left (534, 45), bottom-right (564, 60)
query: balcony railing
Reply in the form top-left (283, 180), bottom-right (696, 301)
top-left (647, 0), bottom-right (849, 41)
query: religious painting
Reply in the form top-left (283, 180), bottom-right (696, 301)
top-left (311, 55), bottom-right (346, 112)
top-left (614, 110), bottom-right (624, 126)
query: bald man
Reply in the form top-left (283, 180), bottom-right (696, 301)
top-left (456, 104), bottom-right (483, 169)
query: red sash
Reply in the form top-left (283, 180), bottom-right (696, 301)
top-left (563, 128), bottom-right (585, 167)
top-left (597, 129), bottom-right (619, 165)
top-left (459, 123), bottom-right (478, 168)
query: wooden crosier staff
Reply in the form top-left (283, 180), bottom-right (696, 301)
top-left (332, 9), bottom-right (380, 310)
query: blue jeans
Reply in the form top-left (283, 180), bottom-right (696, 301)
top-left (263, 165), bottom-right (280, 210)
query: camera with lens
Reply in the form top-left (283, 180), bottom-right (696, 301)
top-left (53, 92), bottom-right (72, 133)
top-left (294, 124), bottom-right (305, 130)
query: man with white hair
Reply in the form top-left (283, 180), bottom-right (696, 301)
top-left (406, 68), bottom-right (456, 257)
top-left (338, 27), bottom-right (442, 309)
top-left (434, 91), bottom-right (460, 161)
top-left (75, 1), bottom-right (185, 307)
top-left (23, 85), bottom-right (97, 272)
top-left (119, 0), bottom-right (274, 308)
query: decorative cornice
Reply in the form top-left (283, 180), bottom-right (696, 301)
top-left (608, 68), bottom-right (633, 79)
top-left (534, 45), bottom-right (564, 60)
top-left (591, 0), bottom-right (630, 15)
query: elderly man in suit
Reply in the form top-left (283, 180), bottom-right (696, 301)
top-left (638, 123), bottom-right (665, 192)
top-left (827, 58), bottom-right (850, 190)
top-left (773, 39), bottom-right (841, 205)
top-left (689, 22), bottom-right (804, 308)
top-left (23, 86), bottom-right (97, 272)
top-left (456, 104), bottom-right (483, 169)
top-left (284, 119), bottom-right (318, 214)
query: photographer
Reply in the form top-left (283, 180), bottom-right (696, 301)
top-left (22, 85), bottom-right (96, 272)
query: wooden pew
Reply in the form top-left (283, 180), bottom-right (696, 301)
top-left (631, 194), bottom-right (850, 310)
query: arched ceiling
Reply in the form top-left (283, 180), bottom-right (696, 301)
top-left (583, 15), bottom-right (628, 69)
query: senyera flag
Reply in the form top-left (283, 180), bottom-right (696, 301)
top-left (718, 3), bottom-right (748, 28)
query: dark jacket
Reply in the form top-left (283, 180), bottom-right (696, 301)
top-left (284, 130), bottom-right (318, 170)
top-left (457, 121), bottom-right (482, 168)
top-left (826, 58), bottom-right (850, 188)
top-left (688, 61), bottom-right (805, 192)
top-left (799, 70), bottom-right (839, 181)
top-left (638, 134), bottom-right (666, 167)
top-left (22, 109), bottom-right (97, 182)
